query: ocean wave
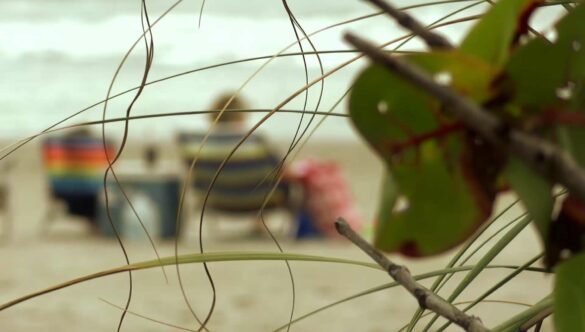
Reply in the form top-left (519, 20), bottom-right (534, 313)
top-left (1, 13), bottom-right (401, 67)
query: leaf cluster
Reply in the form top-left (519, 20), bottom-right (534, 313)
top-left (348, 1), bottom-right (585, 329)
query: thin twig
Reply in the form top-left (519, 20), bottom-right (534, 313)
top-left (344, 33), bottom-right (585, 205)
top-left (364, 0), bottom-right (454, 49)
top-left (334, 218), bottom-right (490, 332)
top-left (517, 306), bottom-right (553, 331)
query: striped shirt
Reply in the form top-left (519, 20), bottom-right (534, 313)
top-left (178, 130), bottom-right (287, 212)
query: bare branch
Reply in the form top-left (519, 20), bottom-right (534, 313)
top-left (364, 0), bottom-right (454, 50)
top-left (334, 218), bottom-right (490, 332)
top-left (518, 306), bottom-right (553, 332)
top-left (344, 32), bottom-right (585, 205)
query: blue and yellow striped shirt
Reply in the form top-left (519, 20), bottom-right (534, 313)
top-left (178, 130), bottom-right (287, 212)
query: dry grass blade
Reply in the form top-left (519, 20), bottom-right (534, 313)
top-left (0, 0), bottom-right (483, 162)
top-left (99, 1), bottom-right (158, 330)
top-left (273, 264), bottom-right (548, 331)
top-left (0, 252), bottom-right (381, 312)
top-left (99, 298), bottom-right (197, 332)
top-left (335, 218), bottom-right (489, 332)
top-left (436, 254), bottom-right (544, 331)
top-left (176, 14), bottom-right (483, 327)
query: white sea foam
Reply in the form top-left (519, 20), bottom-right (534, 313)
top-left (0, 0), bottom-right (561, 140)
top-left (1, 14), bottom-right (382, 67)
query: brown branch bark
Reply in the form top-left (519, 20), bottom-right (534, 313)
top-left (365, 0), bottom-right (454, 50)
top-left (344, 32), bottom-right (585, 206)
top-left (335, 218), bottom-right (490, 332)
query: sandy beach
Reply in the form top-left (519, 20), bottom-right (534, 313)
top-left (0, 141), bottom-right (554, 331)
top-left (0, 1), bottom-right (567, 330)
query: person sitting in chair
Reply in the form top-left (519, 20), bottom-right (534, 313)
top-left (43, 128), bottom-right (112, 232)
top-left (177, 93), bottom-right (296, 235)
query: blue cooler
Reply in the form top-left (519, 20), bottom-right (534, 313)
top-left (97, 161), bottom-right (182, 239)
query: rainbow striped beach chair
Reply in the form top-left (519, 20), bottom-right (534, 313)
top-left (42, 134), bottom-right (113, 228)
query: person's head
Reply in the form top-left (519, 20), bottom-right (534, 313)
top-left (209, 93), bottom-right (248, 124)
top-left (65, 127), bottom-right (93, 139)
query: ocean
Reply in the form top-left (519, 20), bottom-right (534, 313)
top-left (0, 0), bottom-right (564, 143)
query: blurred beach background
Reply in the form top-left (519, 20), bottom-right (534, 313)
top-left (0, 0), bottom-right (566, 331)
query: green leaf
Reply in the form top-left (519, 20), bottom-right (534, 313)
top-left (557, 121), bottom-right (585, 172)
top-left (375, 140), bottom-right (490, 256)
top-left (555, 252), bottom-right (585, 332)
top-left (377, 171), bottom-right (399, 225)
top-left (505, 4), bottom-right (585, 109)
top-left (504, 157), bottom-right (553, 239)
top-left (349, 52), bottom-right (499, 256)
top-left (546, 195), bottom-right (585, 268)
top-left (460, 0), bottom-right (540, 67)
top-left (350, 52), bottom-right (495, 161)
top-left (505, 37), bottom-right (564, 108)
top-left (503, 4), bottom-right (585, 193)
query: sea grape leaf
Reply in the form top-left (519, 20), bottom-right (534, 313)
top-left (505, 4), bottom-right (585, 109)
top-left (505, 37), bottom-right (565, 108)
top-left (504, 157), bottom-right (553, 239)
top-left (554, 252), bottom-right (585, 332)
top-left (373, 138), bottom-right (495, 256)
top-left (495, 5), bottom-right (585, 266)
top-left (377, 171), bottom-right (399, 223)
top-left (350, 52), bottom-right (496, 163)
top-left (349, 52), bottom-right (499, 256)
top-left (562, 127), bottom-right (585, 169)
top-left (460, 0), bottom-right (540, 67)
top-left (547, 195), bottom-right (585, 268)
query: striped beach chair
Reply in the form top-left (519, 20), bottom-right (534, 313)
top-left (178, 131), bottom-right (288, 211)
top-left (42, 134), bottom-right (113, 230)
top-left (177, 130), bottom-right (295, 237)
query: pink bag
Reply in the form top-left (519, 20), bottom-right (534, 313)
top-left (289, 159), bottom-right (362, 236)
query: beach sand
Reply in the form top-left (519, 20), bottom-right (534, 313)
top-left (0, 141), bottom-right (554, 331)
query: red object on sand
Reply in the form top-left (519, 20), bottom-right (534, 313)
top-left (289, 158), bottom-right (362, 236)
